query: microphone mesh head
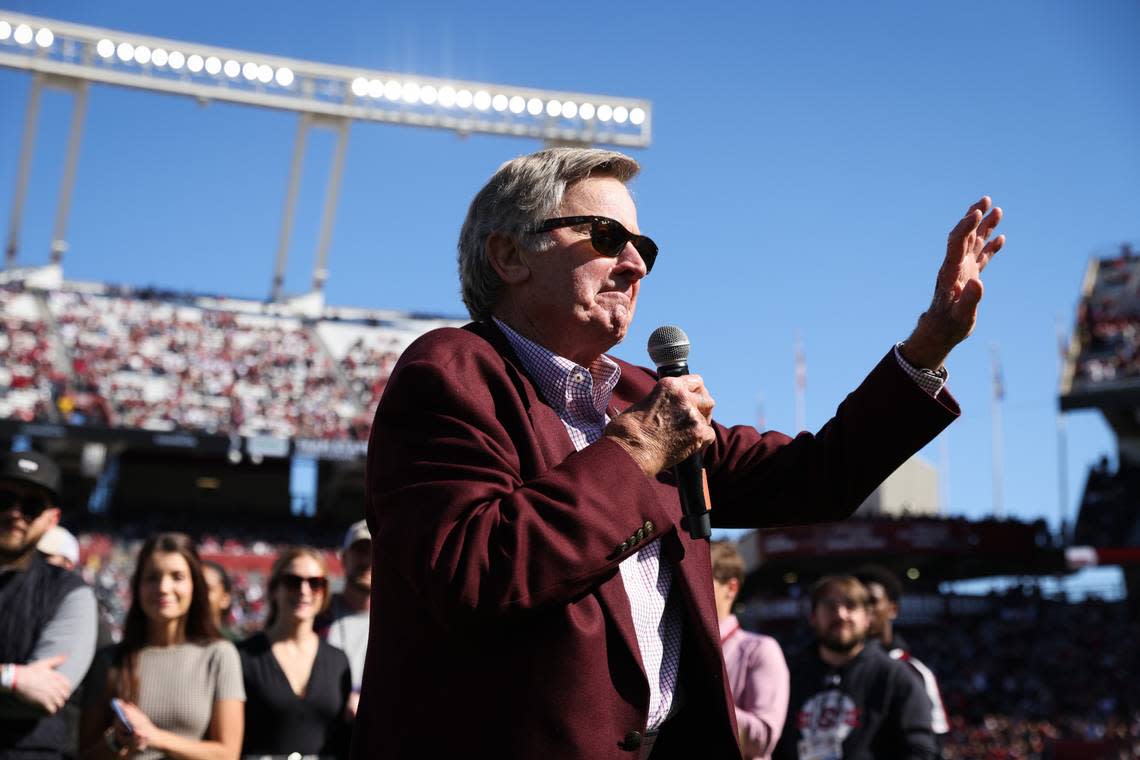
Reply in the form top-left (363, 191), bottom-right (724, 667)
top-left (647, 325), bottom-right (690, 368)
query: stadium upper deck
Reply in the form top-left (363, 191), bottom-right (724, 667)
top-left (1060, 244), bottom-right (1140, 410)
top-left (0, 271), bottom-right (462, 446)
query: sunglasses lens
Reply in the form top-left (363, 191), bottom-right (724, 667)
top-left (589, 220), bottom-right (657, 273)
top-left (281, 574), bottom-right (327, 592)
top-left (635, 240), bottom-right (658, 273)
top-left (0, 490), bottom-right (46, 518)
top-left (590, 220), bottom-right (628, 257)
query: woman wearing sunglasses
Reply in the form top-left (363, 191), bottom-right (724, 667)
top-left (79, 533), bottom-right (244, 760)
top-left (237, 548), bottom-right (351, 760)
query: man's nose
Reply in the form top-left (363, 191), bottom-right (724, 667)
top-left (616, 241), bottom-right (647, 279)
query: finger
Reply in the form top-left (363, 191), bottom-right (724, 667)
top-left (948, 208), bottom-right (983, 246)
top-left (37, 655), bottom-right (68, 668)
top-left (978, 234), bottom-right (1005, 269)
top-left (695, 390), bottom-right (715, 418)
top-left (977, 206), bottom-right (1002, 241)
top-left (966, 196), bottom-right (992, 217)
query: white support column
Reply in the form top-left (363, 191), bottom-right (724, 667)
top-left (50, 78), bottom-right (89, 265)
top-left (272, 113), bottom-right (312, 302)
top-left (5, 73), bottom-right (44, 269)
top-left (311, 117), bottom-right (350, 295)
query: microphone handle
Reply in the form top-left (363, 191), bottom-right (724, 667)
top-left (675, 452), bottom-right (712, 541)
top-left (658, 360), bottom-right (712, 541)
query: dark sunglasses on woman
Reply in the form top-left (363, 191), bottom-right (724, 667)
top-left (529, 215), bottom-right (658, 273)
top-left (279, 573), bottom-right (329, 593)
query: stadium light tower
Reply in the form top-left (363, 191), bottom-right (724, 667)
top-left (0, 10), bottom-right (653, 302)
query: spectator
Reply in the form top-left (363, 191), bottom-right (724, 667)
top-left (37, 525), bottom-right (115, 760)
top-left (0, 450), bottom-right (98, 760)
top-left (773, 575), bottom-right (936, 760)
top-left (200, 562), bottom-right (238, 642)
top-left (711, 540), bottom-right (788, 759)
top-left (238, 548), bottom-right (351, 759)
top-left (853, 564), bottom-right (949, 737)
top-left (38, 527), bottom-right (81, 573)
top-left (316, 521), bottom-right (370, 719)
top-left (79, 533), bottom-right (243, 760)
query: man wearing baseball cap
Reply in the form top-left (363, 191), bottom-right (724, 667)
top-left (316, 520), bottom-right (372, 719)
top-left (0, 450), bottom-right (97, 759)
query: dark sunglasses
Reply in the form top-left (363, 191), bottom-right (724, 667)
top-left (530, 215), bottom-right (658, 273)
top-left (0, 489), bottom-right (50, 520)
top-left (279, 573), bottom-right (328, 593)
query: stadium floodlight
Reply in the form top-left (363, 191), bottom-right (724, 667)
top-left (0, 9), bottom-right (651, 296)
top-left (0, 10), bottom-right (652, 146)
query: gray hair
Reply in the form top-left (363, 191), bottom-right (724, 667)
top-left (458, 147), bottom-right (640, 320)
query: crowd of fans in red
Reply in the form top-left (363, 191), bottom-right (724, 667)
top-left (1, 282), bottom-right (418, 440)
top-left (1072, 245), bottom-right (1140, 389)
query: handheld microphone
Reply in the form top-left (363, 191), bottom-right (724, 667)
top-left (647, 325), bottom-right (712, 541)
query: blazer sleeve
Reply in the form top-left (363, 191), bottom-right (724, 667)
top-left (704, 348), bottom-right (960, 528)
top-left (367, 329), bottom-right (676, 625)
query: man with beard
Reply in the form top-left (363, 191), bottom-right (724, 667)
top-left (773, 576), bottom-right (935, 760)
top-left (317, 520), bottom-right (371, 719)
top-left (853, 565), bottom-right (949, 738)
top-left (0, 451), bottom-right (97, 759)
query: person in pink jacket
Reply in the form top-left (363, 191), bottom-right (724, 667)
top-left (712, 541), bottom-right (789, 759)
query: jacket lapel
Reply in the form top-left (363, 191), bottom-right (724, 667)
top-left (469, 321), bottom-right (646, 676)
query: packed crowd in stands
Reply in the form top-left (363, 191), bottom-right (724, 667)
top-left (0, 286), bottom-right (60, 423)
top-left (49, 290), bottom-right (361, 439)
top-left (1072, 244), bottom-right (1140, 387)
top-left (770, 588), bottom-right (1139, 759)
top-left (0, 280), bottom-right (435, 441)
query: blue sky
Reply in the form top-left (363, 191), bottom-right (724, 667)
top-left (2, 1), bottom-right (1138, 549)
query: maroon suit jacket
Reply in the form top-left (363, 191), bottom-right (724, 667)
top-left (352, 321), bottom-right (958, 759)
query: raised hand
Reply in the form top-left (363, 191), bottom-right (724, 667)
top-left (903, 197), bottom-right (1005, 370)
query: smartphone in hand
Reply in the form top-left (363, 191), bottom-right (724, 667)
top-left (110, 698), bottom-right (134, 736)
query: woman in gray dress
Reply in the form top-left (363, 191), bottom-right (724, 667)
top-left (80, 533), bottom-right (244, 760)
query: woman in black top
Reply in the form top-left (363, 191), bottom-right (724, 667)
top-left (238, 548), bottom-right (351, 759)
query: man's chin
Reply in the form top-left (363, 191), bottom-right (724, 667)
top-left (820, 636), bottom-right (862, 655)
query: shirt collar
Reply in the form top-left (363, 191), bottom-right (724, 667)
top-left (719, 613), bottom-right (740, 639)
top-left (492, 317), bottom-right (621, 417)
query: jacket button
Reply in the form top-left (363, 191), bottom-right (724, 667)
top-left (635, 527), bottom-right (645, 542)
top-left (619, 730), bottom-right (643, 750)
top-left (644, 520), bottom-right (654, 533)
top-left (618, 542), bottom-right (629, 553)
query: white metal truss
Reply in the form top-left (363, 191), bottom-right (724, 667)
top-left (0, 10), bottom-right (653, 300)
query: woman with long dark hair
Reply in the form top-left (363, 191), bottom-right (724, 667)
top-left (238, 547), bottom-right (351, 759)
top-left (79, 533), bottom-right (244, 760)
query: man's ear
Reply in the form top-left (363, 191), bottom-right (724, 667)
top-left (726, 577), bottom-right (741, 601)
top-left (486, 232), bottom-right (530, 285)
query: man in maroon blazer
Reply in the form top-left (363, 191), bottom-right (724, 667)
top-left (352, 148), bottom-right (1004, 759)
